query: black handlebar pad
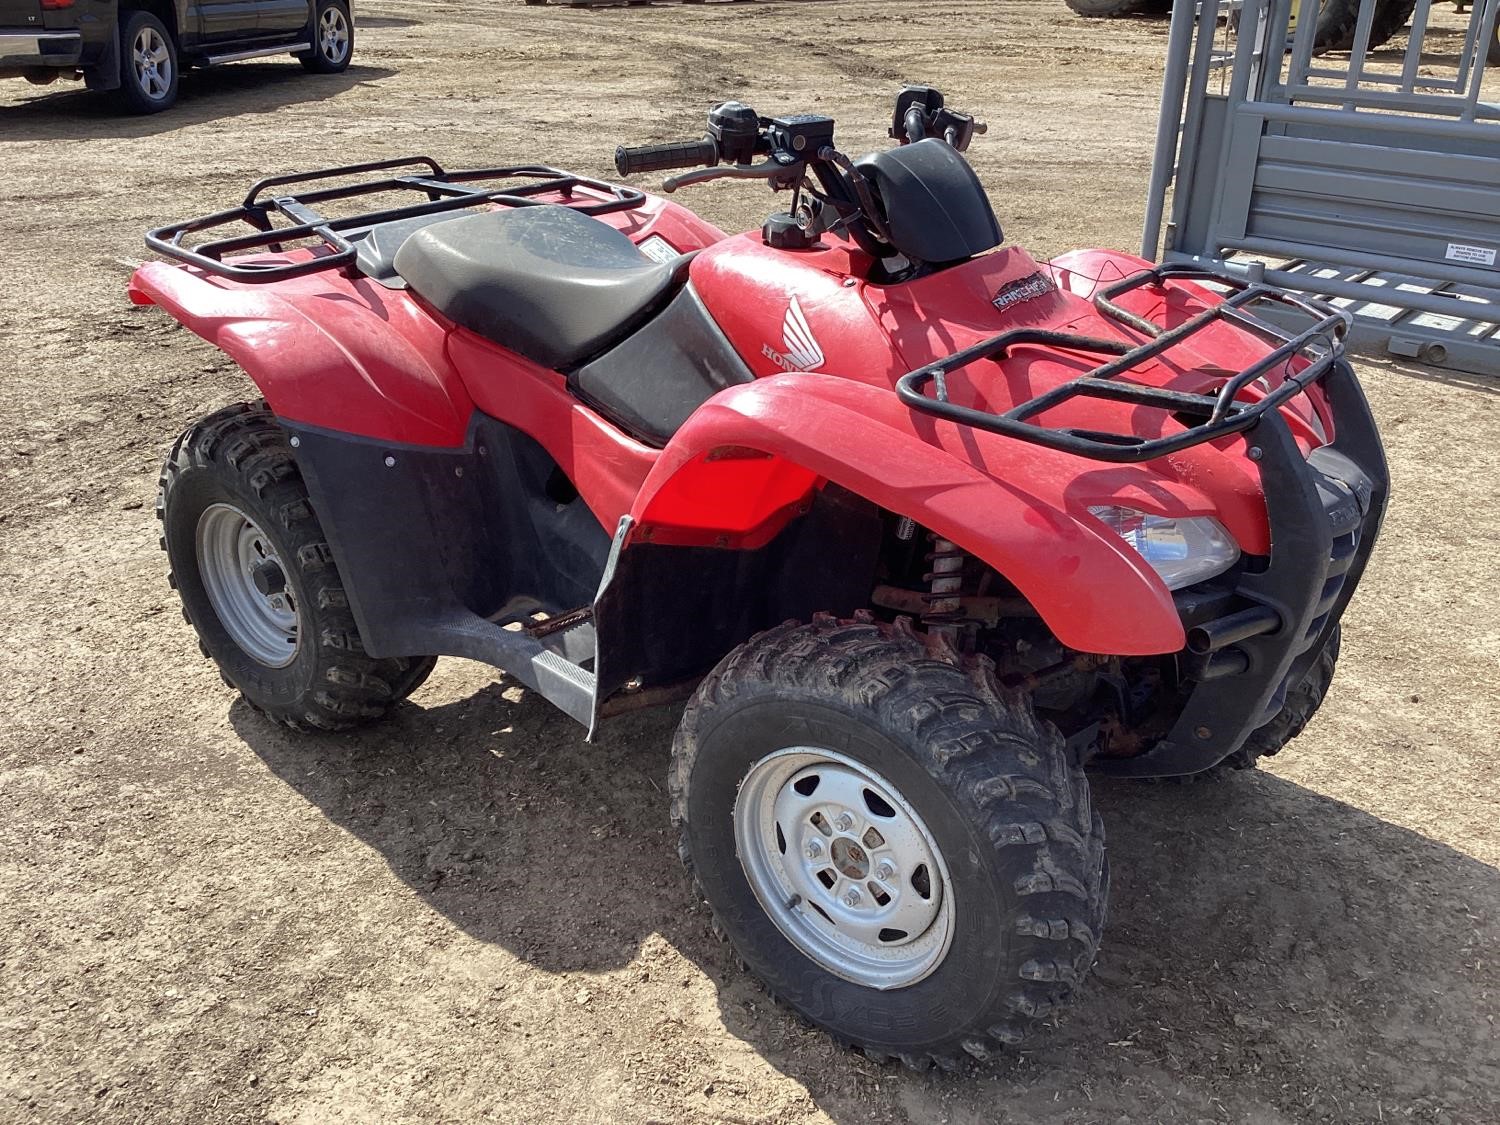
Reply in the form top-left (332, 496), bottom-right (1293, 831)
top-left (614, 138), bottom-right (719, 176)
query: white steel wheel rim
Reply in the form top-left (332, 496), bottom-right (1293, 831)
top-left (132, 26), bottom-right (172, 100)
top-left (734, 747), bottom-right (955, 990)
top-left (195, 503), bottom-right (300, 668)
top-left (319, 8), bottom-right (350, 63)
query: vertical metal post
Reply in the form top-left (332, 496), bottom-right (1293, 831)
top-left (1140, 0), bottom-right (1203, 259)
top-left (1163, 0), bottom-right (1232, 253)
top-left (1461, 0), bottom-right (1500, 123)
top-left (1340, 0), bottom-right (1380, 110)
top-left (1400, 0), bottom-right (1434, 92)
top-left (1287, 0), bottom-right (1322, 90)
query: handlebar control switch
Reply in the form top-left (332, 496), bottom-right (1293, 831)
top-left (707, 101), bottom-right (762, 165)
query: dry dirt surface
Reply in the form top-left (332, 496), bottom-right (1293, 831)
top-left (2, 2), bottom-right (1498, 1122)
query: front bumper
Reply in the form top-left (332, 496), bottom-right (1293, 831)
top-left (0, 31), bottom-right (83, 69)
top-left (1094, 359), bottom-right (1389, 778)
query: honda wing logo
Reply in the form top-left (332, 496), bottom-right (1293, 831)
top-left (762, 295), bottom-right (825, 373)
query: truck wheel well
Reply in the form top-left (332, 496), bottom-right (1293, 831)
top-left (119, 1), bottom-right (179, 38)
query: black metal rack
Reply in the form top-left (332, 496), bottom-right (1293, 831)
top-left (145, 157), bottom-right (647, 283)
top-left (894, 264), bottom-right (1350, 464)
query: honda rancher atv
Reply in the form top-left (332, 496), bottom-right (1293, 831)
top-left (132, 87), bottom-right (1387, 1066)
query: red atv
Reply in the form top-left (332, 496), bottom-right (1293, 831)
top-left (132, 87), bottom-right (1387, 1066)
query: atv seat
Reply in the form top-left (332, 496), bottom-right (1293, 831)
top-left (393, 205), bottom-right (689, 371)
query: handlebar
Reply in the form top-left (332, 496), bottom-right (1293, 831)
top-left (614, 138), bottom-right (719, 177)
top-left (611, 88), bottom-right (986, 263)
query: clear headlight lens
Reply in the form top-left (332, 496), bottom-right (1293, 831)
top-left (1088, 506), bottom-right (1241, 590)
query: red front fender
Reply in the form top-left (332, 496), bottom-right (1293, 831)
top-left (629, 375), bottom-right (1219, 656)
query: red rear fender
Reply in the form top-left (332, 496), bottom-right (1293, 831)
top-left (629, 375), bottom-right (1242, 656)
top-left (128, 261), bottom-right (473, 447)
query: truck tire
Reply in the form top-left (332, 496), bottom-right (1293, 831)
top-left (1063, 0), bottom-right (1154, 15)
top-left (299, 0), bottom-right (354, 74)
top-left (158, 402), bottom-right (436, 732)
top-left (1314, 0), bottom-right (1416, 52)
top-left (669, 616), bottom-right (1107, 1066)
top-left (113, 11), bottom-right (179, 114)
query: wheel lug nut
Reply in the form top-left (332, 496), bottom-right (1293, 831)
top-left (805, 841), bottom-right (822, 859)
top-left (834, 813), bottom-right (854, 832)
top-left (844, 888), bottom-right (861, 907)
top-left (876, 861), bottom-right (894, 880)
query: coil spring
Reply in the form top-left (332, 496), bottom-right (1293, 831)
top-left (921, 535), bottom-right (967, 634)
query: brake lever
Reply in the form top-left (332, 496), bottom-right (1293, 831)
top-left (663, 158), bottom-right (806, 193)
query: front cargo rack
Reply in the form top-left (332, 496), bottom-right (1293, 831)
top-left (894, 264), bottom-right (1351, 464)
top-left (145, 157), bottom-right (646, 283)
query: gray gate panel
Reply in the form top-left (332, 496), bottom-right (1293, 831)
top-left (1145, 0), bottom-right (1500, 377)
top-left (1243, 208), bottom-right (1500, 279)
top-left (1259, 135), bottom-right (1500, 184)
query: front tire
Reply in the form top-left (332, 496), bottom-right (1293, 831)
top-left (298, 0), bottom-right (354, 73)
top-left (1231, 624), bottom-right (1341, 767)
top-left (158, 403), bottom-right (435, 731)
top-left (669, 617), bottom-right (1107, 1065)
top-left (113, 11), bottom-right (179, 114)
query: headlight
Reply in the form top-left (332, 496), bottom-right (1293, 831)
top-left (1088, 506), bottom-right (1240, 590)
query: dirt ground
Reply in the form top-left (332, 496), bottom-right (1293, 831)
top-left (2, 1), bottom-right (1497, 1122)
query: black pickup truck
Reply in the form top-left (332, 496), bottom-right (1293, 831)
top-left (0, 0), bottom-right (353, 113)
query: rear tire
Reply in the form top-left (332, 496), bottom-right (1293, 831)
top-left (298, 0), bottom-right (354, 74)
top-left (113, 11), bottom-right (179, 114)
top-left (158, 402), bottom-right (435, 732)
top-left (670, 617), bottom-right (1107, 1065)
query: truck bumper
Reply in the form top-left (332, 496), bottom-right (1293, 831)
top-left (1093, 359), bottom-right (1390, 778)
top-left (0, 30), bottom-right (83, 69)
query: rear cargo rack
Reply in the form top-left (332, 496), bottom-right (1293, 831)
top-left (145, 157), bottom-right (646, 283)
top-left (894, 264), bottom-right (1350, 464)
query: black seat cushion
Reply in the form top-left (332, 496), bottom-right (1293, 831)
top-left (352, 212), bottom-right (470, 286)
top-left (393, 205), bottom-right (683, 371)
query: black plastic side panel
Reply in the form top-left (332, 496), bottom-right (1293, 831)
top-left (284, 413), bottom-right (611, 659)
top-left (592, 485), bottom-right (884, 700)
top-left (569, 283), bottom-right (754, 447)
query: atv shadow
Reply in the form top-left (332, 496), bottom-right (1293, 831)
top-left (228, 682), bottom-right (1499, 1121)
top-left (0, 63), bottom-right (394, 142)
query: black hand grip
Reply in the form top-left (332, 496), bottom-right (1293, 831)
top-left (614, 138), bottom-right (719, 176)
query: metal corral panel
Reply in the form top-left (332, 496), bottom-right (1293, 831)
top-left (1144, 0), bottom-right (1500, 376)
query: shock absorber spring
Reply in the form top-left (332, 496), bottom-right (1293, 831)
top-left (923, 534), bottom-right (966, 640)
